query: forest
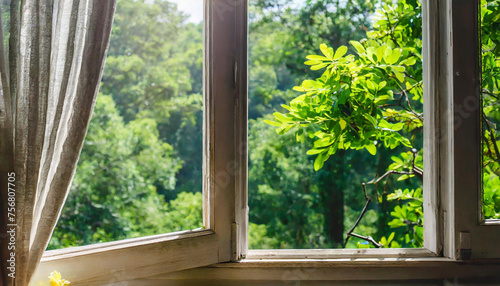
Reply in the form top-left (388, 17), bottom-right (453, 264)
top-left (48, 0), bottom-right (500, 250)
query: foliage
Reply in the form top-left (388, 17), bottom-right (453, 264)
top-left (48, 95), bottom-right (187, 248)
top-left (249, 117), bottom-right (327, 248)
top-left (248, 0), bottom-right (413, 249)
top-left (481, 0), bottom-right (500, 219)
top-left (103, 0), bottom-right (205, 198)
top-left (268, 0), bottom-right (424, 247)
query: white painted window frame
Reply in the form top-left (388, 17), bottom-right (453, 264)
top-left (239, 0), bottom-right (500, 262)
top-left (31, 1), bottom-right (248, 285)
top-left (439, 0), bottom-right (500, 260)
top-left (30, 0), bottom-right (500, 284)
top-left (241, 0), bottom-right (443, 260)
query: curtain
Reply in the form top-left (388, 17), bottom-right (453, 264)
top-left (0, 1), bottom-right (116, 285)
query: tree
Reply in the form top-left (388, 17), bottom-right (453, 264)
top-left (248, 0), bottom-right (394, 249)
top-left (267, 0), bottom-right (425, 247)
top-left (103, 0), bottom-right (205, 198)
top-left (49, 95), bottom-right (183, 248)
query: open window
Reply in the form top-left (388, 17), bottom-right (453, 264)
top-left (244, 0), bottom-right (500, 261)
top-left (244, 0), bottom-right (439, 257)
top-left (30, 1), bottom-right (248, 285)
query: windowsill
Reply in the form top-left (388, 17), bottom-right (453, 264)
top-left (35, 247), bottom-right (500, 284)
top-left (153, 256), bottom-right (500, 282)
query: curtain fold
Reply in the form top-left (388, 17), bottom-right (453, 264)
top-left (0, 1), bottom-right (116, 285)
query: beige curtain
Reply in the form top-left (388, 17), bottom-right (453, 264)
top-left (0, 0), bottom-right (116, 285)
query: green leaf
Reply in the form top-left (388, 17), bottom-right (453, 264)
top-left (264, 120), bottom-right (282, 127)
top-left (296, 129), bottom-right (306, 142)
top-left (400, 56), bottom-right (417, 66)
top-left (366, 47), bottom-right (377, 63)
top-left (320, 44), bottom-right (333, 59)
top-left (383, 46), bottom-right (394, 64)
top-left (314, 137), bottom-right (334, 148)
top-left (307, 148), bottom-right (326, 155)
top-left (350, 40), bottom-right (366, 54)
top-left (306, 55), bottom-right (331, 61)
top-left (305, 60), bottom-right (322, 66)
top-left (366, 144), bottom-right (377, 155)
top-left (366, 80), bottom-right (377, 92)
top-left (273, 112), bottom-right (290, 123)
top-left (314, 151), bottom-right (330, 171)
top-left (338, 90), bottom-right (350, 105)
top-left (374, 95), bottom-right (391, 104)
top-left (333, 46), bottom-right (348, 60)
top-left (375, 45), bottom-right (386, 63)
top-left (378, 81), bottom-right (387, 90)
top-left (384, 48), bottom-right (401, 65)
top-left (388, 232), bottom-right (395, 243)
top-left (310, 63), bottom-right (329, 70)
top-left (364, 114), bottom-right (377, 127)
top-left (302, 80), bottom-right (318, 89)
top-left (392, 66), bottom-right (406, 72)
top-left (398, 174), bottom-right (410, 181)
top-left (391, 123), bottom-right (404, 131)
top-left (394, 71), bottom-right (405, 82)
top-left (339, 118), bottom-right (347, 130)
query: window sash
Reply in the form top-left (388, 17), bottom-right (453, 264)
top-left (442, 0), bottom-right (500, 259)
top-left (239, 0), bottom-right (442, 258)
top-left (30, 1), bottom-right (248, 284)
top-left (241, 0), bottom-right (500, 261)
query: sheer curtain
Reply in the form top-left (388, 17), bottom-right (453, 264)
top-left (0, 1), bottom-right (116, 285)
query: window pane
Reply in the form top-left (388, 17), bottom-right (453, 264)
top-left (48, 0), bottom-right (204, 249)
top-left (481, 0), bottom-right (500, 221)
top-left (248, 0), bottom-right (424, 249)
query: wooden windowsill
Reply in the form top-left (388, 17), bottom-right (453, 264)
top-left (148, 255), bottom-right (500, 282)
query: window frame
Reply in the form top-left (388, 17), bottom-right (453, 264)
top-left (242, 0), bottom-right (500, 262)
top-left (31, 1), bottom-right (248, 285)
top-left (243, 0), bottom-right (442, 260)
top-left (442, 0), bottom-right (500, 260)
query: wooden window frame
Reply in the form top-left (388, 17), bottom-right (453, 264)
top-left (442, 0), bottom-right (500, 260)
top-left (241, 0), bottom-right (500, 262)
top-left (242, 0), bottom-right (442, 260)
top-left (30, 1), bottom-right (248, 285)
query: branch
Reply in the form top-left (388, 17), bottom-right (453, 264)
top-left (343, 150), bottom-right (423, 249)
top-left (483, 89), bottom-right (500, 99)
top-left (367, 170), bottom-right (413, 185)
top-left (348, 233), bottom-right (383, 248)
top-left (344, 194), bottom-right (376, 247)
top-left (401, 89), bottom-right (424, 123)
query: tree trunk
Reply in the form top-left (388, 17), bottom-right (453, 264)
top-left (317, 151), bottom-right (345, 248)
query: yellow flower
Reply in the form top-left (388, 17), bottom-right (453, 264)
top-left (49, 271), bottom-right (70, 286)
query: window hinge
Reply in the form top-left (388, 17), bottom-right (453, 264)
top-left (231, 222), bottom-right (239, 262)
top-left (458, 231), bottom-right (472, 260)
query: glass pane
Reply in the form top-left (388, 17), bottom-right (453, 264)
top-left (481, 0), bottom-right (500, 221)
top-left (248, 0), bottom-right (424, 249)
top-left (48, 0), bottom-right (205, 249)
